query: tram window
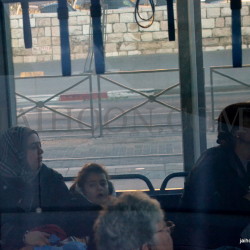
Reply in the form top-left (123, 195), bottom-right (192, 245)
top-left (162, 176), bottom-right (185, 190)
top-left (3, 2), bottom-right (250, 250)
top-left (1, 0), bottom-right (250, 191)
top-left (110, 179), bottom-right (152, 192)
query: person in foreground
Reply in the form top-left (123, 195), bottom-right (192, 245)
top-left (0, 126), bottom-right (71, 249)
top-left (178, 102), bottom-right (250, 248)
top-left (94, 191), bottom-right (173, 250)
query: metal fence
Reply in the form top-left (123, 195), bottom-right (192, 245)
top-left (15, 73), bottom-right (95, 135)
top-left (97, 69), bottom-right (181, 136)
top-left (16, 68), bottom-right (181, 137)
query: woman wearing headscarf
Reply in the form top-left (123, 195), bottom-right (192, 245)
top-left (0, 126), bottom-right (71, 249)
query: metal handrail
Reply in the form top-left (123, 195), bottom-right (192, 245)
top-left (160, 171), bottom-right (188, 191)
top-left (110, 174), bottom-right (155, 193)
top-left (64, 173), bottom-right (155, 192)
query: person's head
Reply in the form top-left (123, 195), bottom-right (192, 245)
top-left (71, 163), bottom-right (110, 206)
top-left (217, 102), bottom-right (250, 148)
top-left (94, 191), bottom-right (173, 250)
top-left (0, 126), bottom-right (43, 180)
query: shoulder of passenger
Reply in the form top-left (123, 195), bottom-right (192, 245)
top-left (40, 164), bottom-right (64, 179)
top-left (202, 146), bottom-right (222, 155)
top-left (190, 146), bottom-right (225, 173)
top-left (199, 146), bottom-right (226, 161)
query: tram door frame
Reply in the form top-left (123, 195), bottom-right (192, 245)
top-left (0, 2), bottom-right (16, 131)
top-left (177, 0), bottom-right (207, 172)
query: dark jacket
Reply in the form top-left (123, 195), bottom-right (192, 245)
top-left (0, 164), bottom-right (71, 249)
top-left (176, 146), bottom-right (250, 248)
top-left (181, 145), bottom-right (250, 213)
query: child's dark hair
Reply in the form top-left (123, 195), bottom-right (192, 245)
top-left (70, 162), bottom-right (109, 192)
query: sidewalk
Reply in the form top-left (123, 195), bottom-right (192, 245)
top-left (14, 50), bottom-right (250, 101)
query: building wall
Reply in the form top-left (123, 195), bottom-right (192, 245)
top-left (10, 3), bottom-right (250, 63)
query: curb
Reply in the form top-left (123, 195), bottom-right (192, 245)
top-left (59, 92), bottom-right (108, 101)
top-left (16, 85), bottom-right (249, 103)
top-left (107, 88), bottom-right (155, 99)
top-left (58, 85), bottom-right (249, 101)
top-left (58, 89), bottom-right (156, 101)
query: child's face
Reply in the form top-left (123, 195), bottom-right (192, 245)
top-left (82, 172), bottom-right (109, 206)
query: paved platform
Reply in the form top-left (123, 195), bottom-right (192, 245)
top-left (40, 129), bottom-right (218, 189)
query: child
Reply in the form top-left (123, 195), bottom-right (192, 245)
top-left (70, 163), bottom-right (114, 207)
top-left (68, 163), bottom-right (115, 250)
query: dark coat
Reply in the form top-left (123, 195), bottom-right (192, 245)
top-left (0, 164), bottom-right (71, 249)
top-left (181, 145), bottom-right (250, 213)
top-left (176, 146), bottom-right (250, 248)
